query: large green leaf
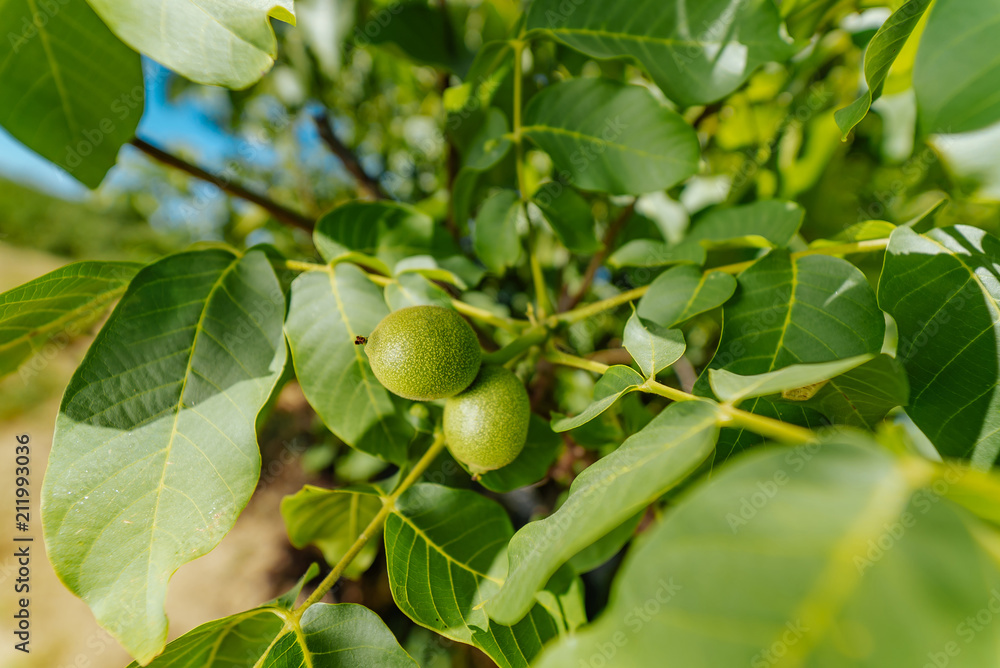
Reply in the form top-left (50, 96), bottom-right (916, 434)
top-left (314, 201), bottom-right (435, 271)
top-left (536, 441), bottom-right (1000, 667)
top-left (525, 0), bottom-right (795, 106)
top-left (836, 0), bottom-right (932, 137)
top-left (521, 78), bottom-right (699, 195)
top-left (487, 401), bottom-right (719, 626)
top-left (0, 0), bottom-right (143, 187)
top-left (0, 261), bottom-right (140, 379)
top-left (801, 354), bottom-right (910, 429)
top-left (700, 249), bottom-right (885, 391)
top-left (280, 485), bottom-right (384, 578)
top-left (130, 603), bottom-right (416, 667)
top-left (474, 189), bottom-right (522, 274)
top-left (637, 266), bottom-right (737, 327)
top-left (385, 484), bottom-right (577, 667)
top-left (86, 0), bottom-right (295, 89)
top-left (878, 225), bottom-right (1000, 466)
top-left (365, 2), bottom-right (465, 71)
top-left (914, 0), bottom-right (1000, 134)
top-left (41, 249), bottom-right (287, 664)
top-left (284, 264), bottom-right (414, 464)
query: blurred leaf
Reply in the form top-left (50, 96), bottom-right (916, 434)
top-left (42, 250), bottom-right (287, 664)
top-left (474, 189), bottom-right (522, 274)
top-left (385, 484), bottom-right (578, 667)
top-left (836, 0), bottom-right (932, 138)
top-left (0, 0), bottom-right (143, 187)
top-left (525, 0), bottom-right (795, 106)
top-left (454, 108), bottom-right (513, 225)
top-left (536, 441), bottom-right (1000, 667)
top-left (488, 400), bottom-right (719, 626)
top-left (533, 183), bottom-right (600, 253)
top-left (608, 239), bottom-right (706, 268)
top-left (709, 354), bottom-right (875, 403)
top-left (281, 485), bottom-right (384, 578)
top-left (315, 201), bottom-right (435, 270)
top-left (477, 414), bottom-right (563, 493)
top-left (366, 2), bottom-right (466, 71)
top-left (88, 0), bottom-right (293, 89)
top-left (686, 200), bottom-right (804, 249)
top-left (637, 266), bottom-right (737, 327)
top-left (385, 273), bottom-right (453, 310)
top-left (0, 261), bottom-right (140, 379)
top-left (623, 310), bottom-right (686, 378)
top-left (878, 226), bottom-right (1000, 466)
top-left (551, 365), bottom-right (645, 432)
top-left (915, 0), bottom-right (1000, 134)
top-left (285, 265), bottom-right (414, 464)
top-left (522, 78), bottom-right (699, 195)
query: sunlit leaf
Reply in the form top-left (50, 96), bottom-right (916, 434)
top-left (42, 249), bottom-right (287, 664)
top-left (623, 310), bottom-right (686, 379)
top-left (637, 266), bottom-right (737, 328)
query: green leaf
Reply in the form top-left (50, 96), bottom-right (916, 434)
top-left (878, 225), bottom-right (1000, 466)
top-left (385, 273), bottom-right (453, 310)
top-left (130, 603), bottom-right (417, 667)
top-left (474, 189), bottom-right (522, 274)
top-left (453, 107), bottom-right (513, 226)
top-left (86, 0), bottom-right (295, 89)
top-left (637, 266), bottom-right (737, 327)
top-left (551, 365), bottom-right (645, 432)
top-left (315, 201), bottom-right (435, 270)
top-left (686, 200), bottom-right (805, 249)
top-left (914, 0), bottom-right (1000, 134)
top-left (284, 265), bottom-right (414, 465)
top-left (708, 354), bottom-right (875, 404)
top-left (836, 0), bottom-right (932, 138)
top-left (385, 484), bottom-right (577, 667)
top-left (532, 183), bottom-right (600, 253)
top-left (366, 2), bottom-right (465, 71)
top-left (608, 238), bottom-right (706, 268)
top-left (535, 441), bottom-right (1000, 668)
top-left (269, 563), bottom-right (320, 611)
top-left (41, 249), bottom-right (287, 664)
top-left (698, 249), bottom-right (885, 395)
top-left (488, 400), bottom-right (719, 626)
top-left (623, 310), bottom-right (686, 379)
top-left (521, 78), bottom-right (700, 195)
top-left (782, 0), bottom-right (841, 39)
top-left (567, 512), bottom-right (642, 574)
top-left (525, 0), bottom-right (795, 106)
top-left (801, 354), bottom-right (910, 429)
top-left (477, 414), bottom-right (563, 493)
top-left (0, 0), bottom-right (143, 187)
top-left (0, 261), bottom-right (140, 380)
top-left (280, 485), bottom-right (384, 578)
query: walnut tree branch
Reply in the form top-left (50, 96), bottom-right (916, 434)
top-left (313, 111), bottom-right (386, 201)
top-left (129, 137), bottom-right (314, 232)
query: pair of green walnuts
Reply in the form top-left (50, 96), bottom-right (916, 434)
top-left (360, 305), bottom-right (530, 474)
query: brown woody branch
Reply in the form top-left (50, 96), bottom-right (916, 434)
top-left (129, 137), bottom-right (314, 232)
top-left (313, 112), bottom-right (386, 201)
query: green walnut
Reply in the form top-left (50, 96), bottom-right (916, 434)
top-left (361, 305), bottom-right (481, 401)
top-left (444, 366), bottom-right (530, 475)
